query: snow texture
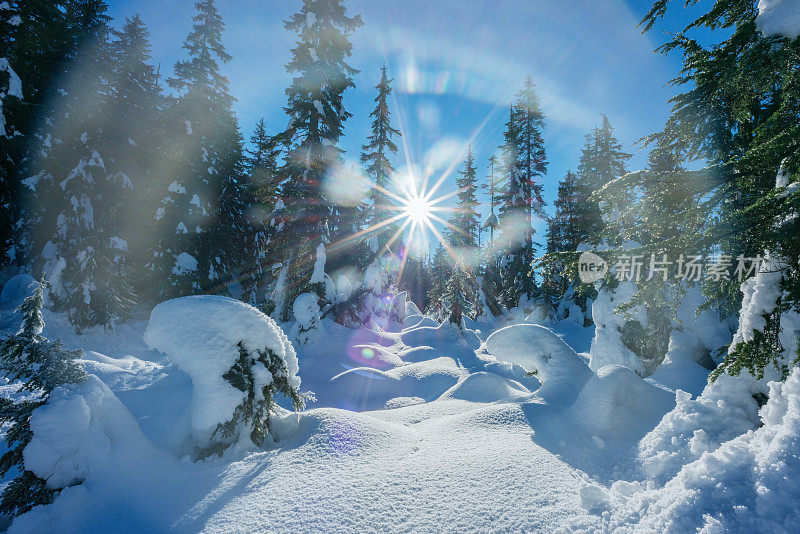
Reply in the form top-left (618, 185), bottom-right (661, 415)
top-left (310, 243), bottom-right (326, 284)
top-left (171, 252), bottom-right (197, 275)
top-left (757, 0), bottom-right (800, 38)
top-left (586, 368), bottom-right (800, 532)
top-left (485, 323), bottom-right (592, 403)
top-left (589, 280), bottom-right (646, 375)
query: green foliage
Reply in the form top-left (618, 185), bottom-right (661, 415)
top-left (0, 281), bottom-right (86, 516)
top-left (443, 262), bottom-right (478, 327)
top-left (453, 145), bottom-right (481, 248)
top-left (496, 78), bottom-right (548, 306)
top-left (638, 0), bottom-right (800, 382)
top-left (197, 341), bottom-right (309, 460)
top-left (575, 115), bottom-right (631, 248)
top-left (359, 65), bottom-right (401, 263)
top-left (619, 314), bottom-right (672, 376)
top-left (710, 306), bottom-right (790, 383)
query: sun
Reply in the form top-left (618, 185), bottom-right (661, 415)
top-left (401, 192), bottom-right (433, 226)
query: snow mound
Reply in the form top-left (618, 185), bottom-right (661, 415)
top-left (485, 324), bottom-right (592, 403)
top-left (593, 368), bottom-right (800, 532)
top-left (570, 365), bottom-right (675, 439)
top-left (440, 372), bottom-right (531, 403)
top-left (329, 357), bottom-right (462, 411)
top-left (401, 322), bottom-right (481, 351)
top-left (402, 314), bottom-right (438, 329)
top-left (24, 375), bottom-right (153, 490)
top-left (647, 333), bottom-right (710, 397)
top-left (757, 0), bottom-right (800, 38)
top-left (143, 296), bottom-right (300, 446)
top-left (78, 351), bottom-right (163, 391)
top-left (405, 300), bottom-right (422, 317)
top-left (0, 273), bottom-right (37, 305)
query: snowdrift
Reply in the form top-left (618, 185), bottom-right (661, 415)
top-left (582, 368), bottom-right (800, 532)
top-left (143, 296), bottom-right (301, 447)
top-left (485, 323), bottom-right (592, 404)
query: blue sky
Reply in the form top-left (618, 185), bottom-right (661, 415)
top-left (107, 0), bottom-right (707, 244)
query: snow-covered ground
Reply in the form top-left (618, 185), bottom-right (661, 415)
top-left (1, 282), bottom-right (798, 532)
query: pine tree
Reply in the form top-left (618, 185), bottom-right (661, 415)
top-left (497, 78), bottom-right (548, 307)
top-left (426, 244), bottom-right (450, 318)
top-left (443, 260), bottom-right (478, 327)
top-left (106, 15), bottom-right (164, 301)
top-left (574, 115), bottom-right (631, 247)
top-left (149, 0), bottom-right (246, 299)
top-left (480, 153), bottom-right (502, 246)
top-left (545, 171), bottom-right (580, 254)
top-left (0, 0), bottom-right (72, 275)
top-left (0, 280), bottom-right (86, 517)
top-left (452, 144), bottom-right (480, 248)
top-left (197, 341), bottom-right (307, 460)
top-left (360, 65), bottom-right (401, 260)
top-left (241, 118), bottom-right (283, 309)
top-left (635, 0), bottom-right (800, 384)
top-left (273, 0), bottom-right (362, 321)
top-left (30, 0), bottom-right (139, 330)
top-left (542, 170), bottom-right (580, 306)
top-left (0, 1), bottom-right (24, 274)
top-left (515, 76), bottom-right (547, 221)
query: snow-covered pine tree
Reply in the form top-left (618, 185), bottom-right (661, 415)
top-left (497, 79), bottom-right (548, 308)
top-left (545, 171), bottom-right (580, 254)
top-left (515, 76), bottom-right (547, 223)
top-left (497, 104), bottom-right (524, 307)
top-left (0, 1), bottom-right (24, 277)
top-left (443, 260), bottom-right (478, 328)
top-left (198, 340), bottom-right (307, 460)
top-left (105, 15), bottom-right (164, 303)
top-left (640, 0), bottom-right (800, 385)
top-left (31, 0), bottom-right (138, 330)
top-left (150, 0), bottom-right (245, 299)
top-left (541, 170), bottom-right (580, 308)
top-left (0, 280), bottom-right (86, 516)
top-left (426, 244), bottom-right (450, 318)
top-left (0, 1), bottom-right (73, 277)
top-left (273, 0), bottom-right (362, 321)
top-left (360, 65), bottom-right (401, 262)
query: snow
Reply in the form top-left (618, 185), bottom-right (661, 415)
top-left (732, 253), bottom-right (784, 347)
top-left (310, 243), bottom-right (326, 284)
top-left (109, 236), bottom-right (127, 251)
top-left (171, 252), bottom-right (197, 275)
top-left (588, 280), bottom-right (646, 375)
top-left (291, 293), bottom-right (322, 345)
top-left (1, 273), bottom-right (37, 304)
top-left (757, 0), bottom-right (800, 38)
top-left (2, 283), bottom-right (797, 532)
top-left (143, 296), bottom-right (300, 447)
top-left (0, 57), bottom-right (22, 137)
top-left (584, 368), bottom-right (800, 532)
top-left (485, 323), bottom-right (592, 403)
top-left (571, 364), bottom-right (675, 439)
top-left (24, 376), bottom-right (119, 489)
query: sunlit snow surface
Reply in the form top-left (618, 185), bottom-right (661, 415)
top-left (1, 289), bottom-right (797, 532)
